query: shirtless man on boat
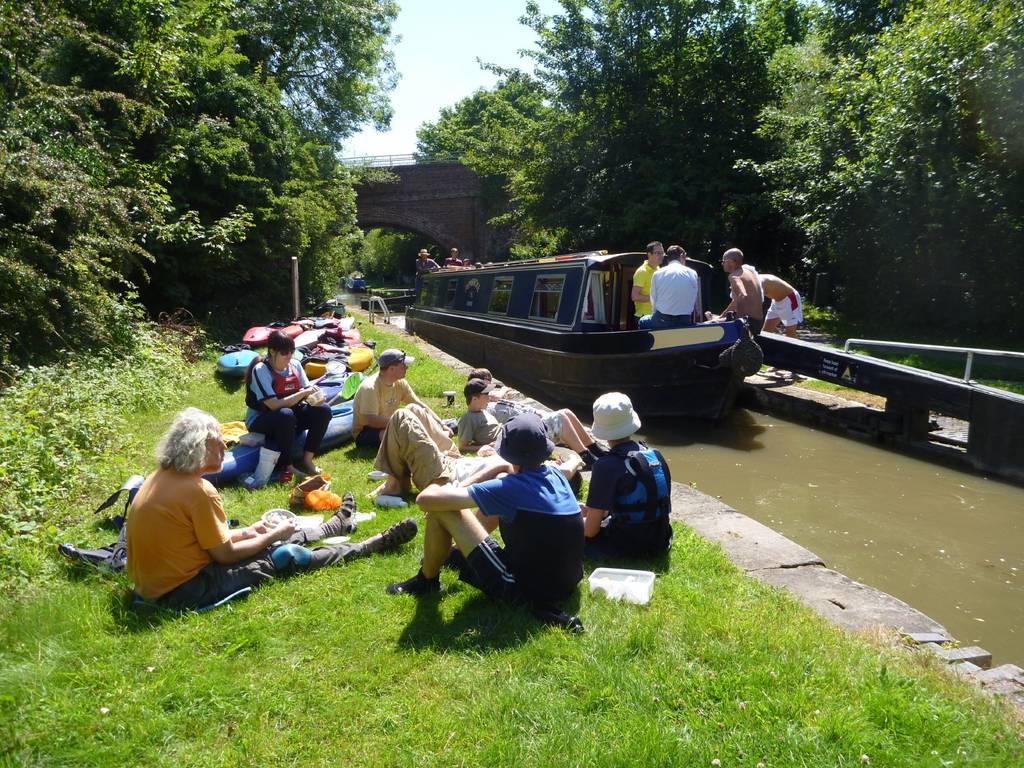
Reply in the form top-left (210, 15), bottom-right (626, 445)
top-left (706, 248), bottom-right (764, 333)
top-left (760, 273), bottom-right (804, 337)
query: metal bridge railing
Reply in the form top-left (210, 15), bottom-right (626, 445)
top-left (338, 153), bottom-right (460, 168)
top-left (843, 339), bottom-right (1024, 382)
top-left (366, 294), bottom-right (391, 325)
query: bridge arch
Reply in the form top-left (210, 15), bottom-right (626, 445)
top-left (352, 161), bottom-right (489, 264)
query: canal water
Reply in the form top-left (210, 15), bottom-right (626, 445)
top-left (642, 409), bottom-right (1023, 664)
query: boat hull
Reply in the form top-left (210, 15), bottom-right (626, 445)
top-left (407, 309), bottom-right (745, 419)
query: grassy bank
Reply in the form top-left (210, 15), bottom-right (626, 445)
top-left (1, 320), bottom-right (1021, 766)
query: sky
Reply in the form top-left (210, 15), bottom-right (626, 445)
top-left (340, 0), bottom-right (562, 159)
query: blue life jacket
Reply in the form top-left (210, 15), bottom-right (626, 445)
top-left (613, 447), bottom-right (672, 524)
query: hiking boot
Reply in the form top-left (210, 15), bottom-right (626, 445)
top-left (319, 492), bottom-right (356, 537)
top-left (353, 517), bottom-right (417, 557)
top-left (386, 569), bottom-right (443, 596)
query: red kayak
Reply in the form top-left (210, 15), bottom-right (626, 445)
top-left (243, 321), bottom-right (303, 346)
top-left (321, 327), bottom-right (361, 346)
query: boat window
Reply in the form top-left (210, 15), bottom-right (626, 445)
top-left (488, 277), bottom-right (513, 314)
top-left (444, 278), bottom-right (458, 307)
top-left (582, 271), bottom-right (608, 324)
top-left (529, 274), bottom-right (565, 321)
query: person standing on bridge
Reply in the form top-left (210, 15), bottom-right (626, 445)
top-left (415, 249), bottom-right (440, 294)
top-left (760, 273), bottom-right (804, 337)
top-left (444, 247), bottom-right (464, 268)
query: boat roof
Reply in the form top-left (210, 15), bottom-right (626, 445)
top-left (433, 250), bottom-right (714, 274)
top-left (434, 250), bottom-right (643, 273)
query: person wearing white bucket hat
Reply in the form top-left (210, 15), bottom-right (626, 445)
top-left (581, 393), bottom-right (674, 559)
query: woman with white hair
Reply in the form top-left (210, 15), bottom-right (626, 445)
top-left (126, 407), bottom-right (417, 610)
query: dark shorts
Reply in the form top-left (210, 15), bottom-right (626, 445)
top-left (584, 518), bottom-right (674, 561)
top-left (462, 537), bottom-right (522, 603)
top-left (355, 426), bottom-right (383, 448)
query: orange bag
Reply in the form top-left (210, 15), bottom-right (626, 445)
top-left (288, 473), bottom-right (332, 508)
top-left (305, 489), bottom-right (342, 511)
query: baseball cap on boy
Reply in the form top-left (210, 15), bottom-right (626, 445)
top-left (496, 412), bottom-right (554, 467)
top-left (464, 378), bottom-right (494, 399)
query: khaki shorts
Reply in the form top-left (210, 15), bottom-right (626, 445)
top-left (373, 404), bottom-right (460, 491)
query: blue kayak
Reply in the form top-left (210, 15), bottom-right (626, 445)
top-left (216, 349), bottom-right (259, 377)
top-left (204, 402), bottom-right (354, 486)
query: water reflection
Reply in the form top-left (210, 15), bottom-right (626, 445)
top-left (641, 409), bottom-right (1023, 664)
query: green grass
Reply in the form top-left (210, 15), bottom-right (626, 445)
top-left (2, 321), bottom-right (1021, 766)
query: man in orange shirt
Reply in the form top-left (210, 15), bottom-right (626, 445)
top-left (127, 408), bottom-right (416, 610)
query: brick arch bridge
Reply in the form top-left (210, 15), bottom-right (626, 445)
top-left (351, 158), bottom-right (489, 264)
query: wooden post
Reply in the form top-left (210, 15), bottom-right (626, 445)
top-left (291, 256), bottom-right (300, 319)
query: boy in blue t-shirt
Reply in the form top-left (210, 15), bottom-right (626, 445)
top-left (387, 413), bottom-right (585, 624)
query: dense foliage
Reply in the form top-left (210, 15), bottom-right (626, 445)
top-left (417, 0), bottom-right (1024, 343)
top-left (0, 324), bottom-right (195, 584)
top-left (757, 0), bottom-right (1024, 340)
top-left (0, 0), bottom-right (395, 369)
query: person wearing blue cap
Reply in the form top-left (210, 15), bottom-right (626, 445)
top-left (386, 412), bottom-right (585, 629)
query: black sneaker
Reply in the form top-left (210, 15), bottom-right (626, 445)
top-left (532, 604), bottom-right (585, 633)
top-left (386, 569), bottom-right (442, 596)
top-left (320, 492), bottom-right (357, 537)
top-left (578, 450), bottom-right (597, 471)
top-left (441, 546), bottom-right (468, 572)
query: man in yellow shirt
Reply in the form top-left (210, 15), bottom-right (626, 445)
top-left (631, 241), bottom-right (664, 323)
top-left (353, 348), bottom-right (445, 448)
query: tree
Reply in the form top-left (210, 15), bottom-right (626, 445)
top-left (821, 0), bottom-right (911, 57)
top-left (231, 0), bottom-right (398, 145)
top-left (512, 0), bottom-right (807, 257)
top-left (0, 0), bottom-right (395, 368)
top-left (755, 0), bottom-right (1024, 341)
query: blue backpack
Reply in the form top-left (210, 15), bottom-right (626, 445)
top-left (613, 447), bottom-right (672, 524)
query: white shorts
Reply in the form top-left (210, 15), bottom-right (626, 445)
top-left (765, 290), bottom-right (803, 327)
top-left (488, 401), bottom-right (564, 444)
top-left (541, 411), bottom-right (564, 444)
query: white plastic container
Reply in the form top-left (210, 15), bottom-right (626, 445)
top-left (588, 568), bottom-right (656, 605)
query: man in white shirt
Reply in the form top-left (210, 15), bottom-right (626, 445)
top-left (639, 245), bottom-right (699, 329)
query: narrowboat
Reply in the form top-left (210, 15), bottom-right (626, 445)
top-left (406, 251), bottom-right (763, 419)
top-left (346, 272), bottom-right (368, 291)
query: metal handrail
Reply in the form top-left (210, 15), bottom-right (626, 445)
top-left (843, 338), bottom-right (1024, 382)
top-left (338, 153), bottom-right (459, 168)
top-left (366, 294), bottom-right (390, 325)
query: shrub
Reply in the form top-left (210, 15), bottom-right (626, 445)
top-left (0, 324), bottom-right (196, 588)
